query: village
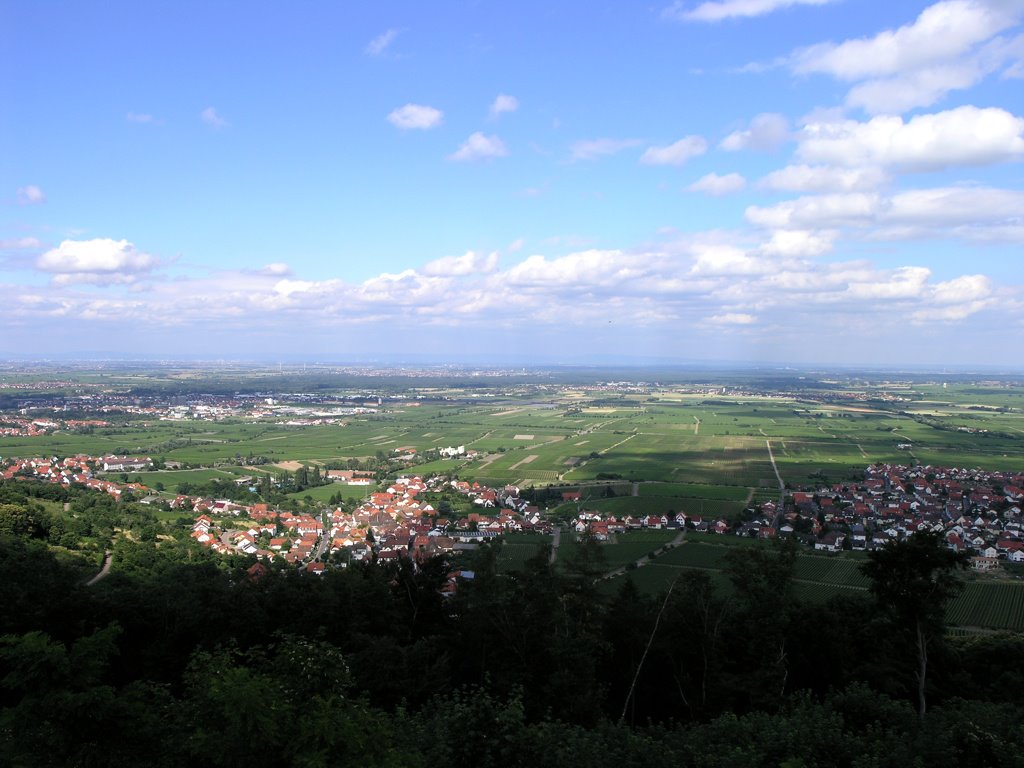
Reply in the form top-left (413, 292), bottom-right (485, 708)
top-left (4, 448), bottom-right (1024, 582)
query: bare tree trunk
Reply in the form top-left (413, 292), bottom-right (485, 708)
top-left (916, 620), bottom-right (928, 719)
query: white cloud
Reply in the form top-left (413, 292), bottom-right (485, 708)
top-left (746, 193), bottom-right (881, 229)
top-left (720, 113), bottom-right (790, 151)
top-left (885, 186), bottom-right (1024, 226)
top-left (257, 263), bottom-right (292, 276)
top-left (665, 0), bottom-right (835, 23)
top-left (448, 132), bottom-right (508, 162)
top-left (791, 1), bottom-right (1024, 112)
top-left (757, 229), bottom-right (835, 257)
top-left (387, 104), bottom-right (443, 130)
top-left (640, 136), bottom-right (708, 165)
top-left (503, 249), bottom-right (655, 289)
top-left (797, 106), bottom-right (1024, 170)
top-left (3, 234), bottom-right (1011, 355)
top-left (16, 185), bottom-right (45, 204)
top-left (200, 107), bottom-right (228, 129)
top-left (793, 1), bottom-right (1017, 80)
top-left (569, 138), bottom-right (643, 161)
top-left (508, 238), bottom-right (525, 253)
top-left (366, 28), bottom-right (400, 57)
top-left (708, 312), bottom-right (757, 324)
top-left (746, 185), bottom-right (1024, 236)
top-left (421, 250), bottom-right (499, 277)
top-left (691, 244), bottom-right (775, 275)
top-left (687, 172), bottom-right (747, 195)
top-left (126, 112), bottom-right (157, 124)
top-left (759, 164), bottom-right (889, 192)
top-left (489, 94), bottom-right (519, 118)
top-left (36, 239), bottom-right (158, 286)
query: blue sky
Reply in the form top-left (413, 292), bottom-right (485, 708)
top-left (2, 0), bottom-right (1023, 365)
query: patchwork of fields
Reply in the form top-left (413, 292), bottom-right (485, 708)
top-left (3, 384), bottom-right (1023, 528)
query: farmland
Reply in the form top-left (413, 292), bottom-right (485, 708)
top-left (3, 364), bottom-right (1024, 637)
top-left (4, 371), bottom-right (1023, 516)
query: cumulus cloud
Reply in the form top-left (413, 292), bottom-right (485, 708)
top-left (720, 113), bottom-right (790, 151)
top-left (759, 164), bottom-right (889, 193)
top-left (687, 172), bottom-right (747, 195)
top-left (3, 233), bottom-right (1011, 356)
top-left (448, 132), bottom-right (508, 162)
top-left (256, 263), bottom-right (292, 276)
top-left (690, 244), bottom-right (775, 275)
top-left (16, 185), bottom-right (45, 204)
top-left (797, 106), bottom-right (1024, 170)
top-left (36, 239), bottom-right (158, 286)
top-left (38, 239), bottom-right (157, 274)
top-left (746, 185), bottom-right (1024, 238)
top-left (569, 138), bottom-right (643, 161)
top-left (791, 0), bottom-right (1024, 112)
top-left (387, 103), bottom-right (443, 130)
top-left (746, 193), bottom-right (881, 229)
top-left (664, 0), bottom-right (835, 23)
top-left (794, 0), bottom-right (1018, 79)
top-left (200, 107), bottom-right (228, 129)
top-left (489, 94), bottom-right (519, 118)
top-left (707, 312), bottom-right (757, 324)
top-left (757, 229), bottom-right (835, 257)
top-left (366, 28), bottom-right (400, 57)
top-left (640, 136), bottom-right (708, 165)
top-left (421, 250), bottom-right (499, 277)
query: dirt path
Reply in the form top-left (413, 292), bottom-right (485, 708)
top-left (549, 527), bottom-right (562, 565)
top-left (693, 417), bottom-right (701, 435)
top-left (86, 551), bottom-right (113, 586)
top-left (632, 482), bottom-right (639, 497)
top-left (467, 429), bottom-right (494, 446)
top-left (766, 439), bottom-right (783, 490)
top-left (509, 454), bottom-right (538, 471)
top-left (600, 528), bottom-right (687, 581)
top-left (602, 432), bottom-right (638, 453)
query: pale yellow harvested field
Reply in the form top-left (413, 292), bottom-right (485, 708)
top-left (274, 461), bottom-right (305, 471)
top-left (513, 434), bottom-right (534, 440)
top-left (509, 454), bottom-right (539, 470)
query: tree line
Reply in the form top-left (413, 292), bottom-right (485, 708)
top-left (0, 487), bottom-right (1022, 766)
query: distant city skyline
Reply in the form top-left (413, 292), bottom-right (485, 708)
top-left (3, 0), bottom-right (1023, 365)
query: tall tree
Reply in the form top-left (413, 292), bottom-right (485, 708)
top-left (860, 530), bottom-right (968, 718)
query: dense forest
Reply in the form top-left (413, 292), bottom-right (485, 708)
top-left (1, 481), bottom-right (1023, 767)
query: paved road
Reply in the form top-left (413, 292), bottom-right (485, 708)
top-left (86, 551), bottom-right (113, 586)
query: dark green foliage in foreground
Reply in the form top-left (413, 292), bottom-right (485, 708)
top-left (1, 523), bottom-right (1023, 766)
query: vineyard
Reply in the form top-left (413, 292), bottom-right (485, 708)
top-left (947, 582), bottom-right (1024, 632)
top-left (500, 532), bottom-right (1024, 634)
top-left (495, 533), bottom-right (550, 573)
top-left (792, 556), bottom-right (870, 589)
